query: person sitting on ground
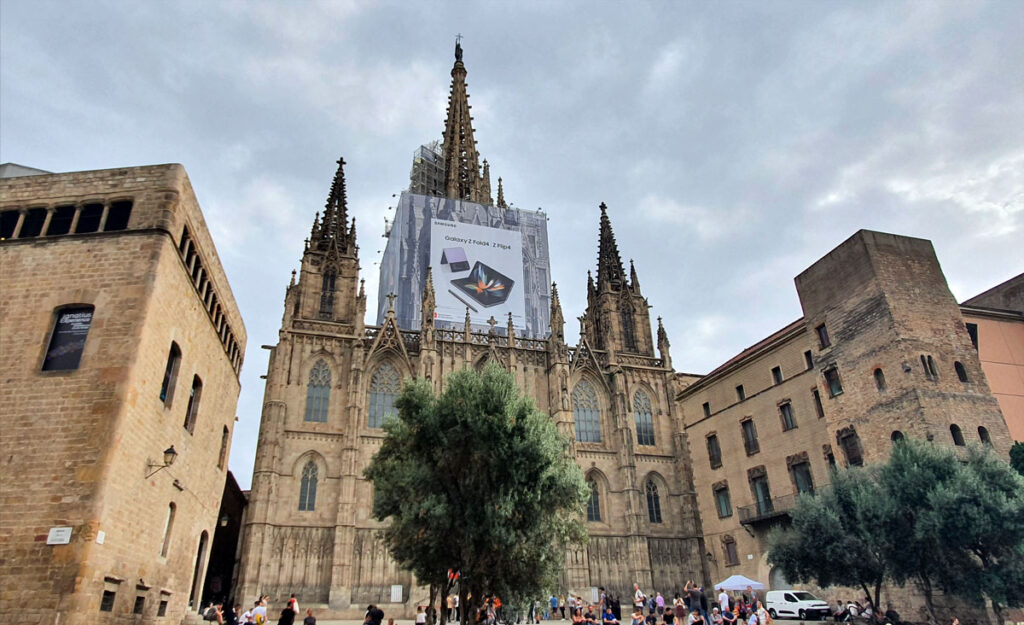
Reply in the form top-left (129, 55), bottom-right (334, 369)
top-left (604, 606), bottom-right (620, 625)
top-left (883, 605), bottom-right (899, 625)
top-left (631, 608), bottom-right (644, 625)
top-left (688, 608), bottom-right (705, 625)
top-left (721, 608), bottom-right (736, 625)
top-left (572, 607), bottom-right (585, 625)
top-left (644, 610), bottom-right (657, 625)
top-left (664, 607), bottom-right (676, 625)
top-left (584, 606), bottom-right (597, 625)
top-left (710, 608), bottom-right (723, 625)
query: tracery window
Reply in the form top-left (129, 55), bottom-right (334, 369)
top-left (304, 360), bottom-right (331, 422)
top-left (621, 306), bottom-right (637, 352)
top-left (634, 390), bottom-right (655, 446)
top-left (645, 479), bottom-right (663, 524)
top-left (573, 380), bottom-right (602, 443)
top-left (298, 461), bottom-right (318, 511)
top-left (586, 478), bottom-right (601, 522)
top-left (368, 363), bottom-right (400, 428)
top-left (319, 269), bottom-right (336, 319)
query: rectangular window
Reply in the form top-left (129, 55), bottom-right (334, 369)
top-left (779, 403), bottom-right (797, 431)
top-left (824, 367), bottom-right (843, 397)
top-left (771, 366), bottom-right (783, 385)
top-left (791, 461), bottom-right (814, 494)
top-left (702, 402), bottom-right (711, 418)
top-left (42, 306), bottom-right (95, 371)
top-left (840, 432), bottom-right (864, 467)
top-left (46, 205), bottom-right (76, 236)
top-left (724, 540), bottom-right (739, 566)
top-left (742, 419), bottom-right (759, 455)
top-left (100, 590), bottom-right (116, 612)
top-left (966, 323), bottom-right (979, 351)
top-left (218, 426), bottom-right (229, 470)
top-left (707, 435), bottom-right (722, 469)
top-left (714, 486), bottom-right (732, 518)
top-left (76, 203), bottom-right (104, 233)
top-left (0, 210), bottom-right (18, 239)
top-left (804, 350), bottom-right (814, 370)
top-left (750, 475), bottom-right (773, 515)
top-left (133, 596), bottom-right (146, 615)
top-left (812, 388), bottom-right (825, 418)
top-left (816, 324), bottom-right (831, 348)
top-left (104, 200), bottom-right (133, 231)
top-left (735, 385), bottom-right (745, 401)
top-left (158, 600), bottom-right (168, 616)
top-left (19, 207), bottom-right (47, 238)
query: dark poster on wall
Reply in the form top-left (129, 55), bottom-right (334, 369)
top-left (43, 307), bottom-right (94, 371)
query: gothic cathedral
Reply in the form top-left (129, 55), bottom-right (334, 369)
top-left (236, 44), bottom-right (707, 612)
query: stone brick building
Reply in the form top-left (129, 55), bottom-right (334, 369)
top-left (678, 230), bottom-right (1015, 590)
top-left (235, 45), bottom-right (707, 614)
top-left (0, 164), bottom-right (246, 624)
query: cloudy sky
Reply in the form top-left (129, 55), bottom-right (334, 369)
top-left (3, 1), bottom-right (1022, 489)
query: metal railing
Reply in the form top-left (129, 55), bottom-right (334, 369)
top-left (737, 492), bottom-right (799, 524)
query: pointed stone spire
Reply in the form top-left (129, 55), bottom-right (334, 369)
top-left (421, 268), bottom-right (436, 321)
top-left (312, 157), bottom-right (351, 253)
top-left (596, 202), bottom-right (627, 292)
top-left (550, 282), bottom-right (565, 342)
top-left (359, 278), bottom-right (365, 300)
top-left (506, 311), bottom-right (515, 338)
top-left (482, 160), bottom-right (493, 205)
top-left (587, 270), bottom-right (596, 300)
top-left (349, 216), bottom-right (357, 247)
top-left (629, 259), bottom-right (641, 292)
top-left (657, 316), bottom-right (672, 369)
top-left (464, 306), bottom-right (472, 340)
top-left (496, 177), bottom-right (508, 209)
top-left (441, 40), bottom-right (487, 203)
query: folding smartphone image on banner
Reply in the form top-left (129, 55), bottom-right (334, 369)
top-left (440, 247), bottom-right (470, 272)
top-left (450, 261), bottom-right (515, 307)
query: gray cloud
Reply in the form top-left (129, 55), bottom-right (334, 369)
top-left (3, 0), bottom-right (1021, 489)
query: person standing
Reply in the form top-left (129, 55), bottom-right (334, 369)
top-left (633, 585), bottom-right (646, 614)
top-left (303, 609), bottom-right (316, 625)
top-left (560, 595), bottom-right (567, 620)
top-left (656, 594), bottom-right (665, 617)
top-left (717, 590), bottom-right (728, 615)
top-left (277, 601), bottom-right (296, 625)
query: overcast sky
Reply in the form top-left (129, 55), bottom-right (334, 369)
top-left (3, 1), bottom-right (1022, 490)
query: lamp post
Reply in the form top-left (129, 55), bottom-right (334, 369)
top-left (145, 445), bottom-right (178, 478)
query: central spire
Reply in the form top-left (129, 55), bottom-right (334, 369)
top-left (596, 202), bottom-right (627, 291)
top-left (310, 157), bottom-right (354, 254)
top-left (442, 39), bottom-right (489, 203)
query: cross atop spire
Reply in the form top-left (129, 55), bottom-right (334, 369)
top-left (311, 157), bottom-right (354, 254)
top-left (441, 41), bottom-right (489, 204)
top-left (596, 202), bottom-right (627, 291)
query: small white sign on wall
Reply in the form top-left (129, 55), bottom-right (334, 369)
top-left (96, 530), bottom-right (105, 545)
top-left (47, 527), bottom-right (73, 545)
top-left (591, 587), bottom-right (599, 603)
top-left (747, 554), bottom-right (754, 560)
top-left (391, 585), bottom-right (403, 603)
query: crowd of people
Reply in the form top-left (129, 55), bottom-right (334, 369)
top-left (200, 594), bottom-right (317, 625)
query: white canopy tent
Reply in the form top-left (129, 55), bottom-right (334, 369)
top-left (713, 574), bottom-right (766, 591)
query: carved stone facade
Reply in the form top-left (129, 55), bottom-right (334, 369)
top-left (235, 153), bottom-right (707, 612)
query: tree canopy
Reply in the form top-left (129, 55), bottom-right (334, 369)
top-left (768, 439), bottom-right (1024, 625)
top-left (364, 363), bottom-right (589, 624)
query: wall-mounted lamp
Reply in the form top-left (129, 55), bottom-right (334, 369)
top-left (219, 514), bottom-right (230, 528)
top-left (145, 446), bottom-right (178, 478)
top-left (706, 551), bottom-right (715, 561)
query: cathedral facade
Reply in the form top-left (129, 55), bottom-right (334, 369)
top-left (235, 45), bottom-right (707, 613)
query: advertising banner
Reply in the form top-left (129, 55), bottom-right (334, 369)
top-left (430, 218), bottom-right (526, 328)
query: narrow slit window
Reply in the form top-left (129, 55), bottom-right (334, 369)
top-left (874, 368), bottom-right (887, 391)
top-left (816, 324), bottom-right (831, 348)
top-left (702, 402), bottom-right (711, 419)
top-left (160, 503), bottom-right (176, 557)
top-left (812, 388), bottom-right (824, 418)
top-left (804, 350), bottom-right (814, 370)
top-left (735, 385), bottom-right (745, 401)
top-left (160, 342), bottom-right (182, 406)
top-left (218, 426), bottom-right (229, 469)
top-left (954, 361), bottom-right (968, 383)
top-left (183, 376), bottom-right (202, 433)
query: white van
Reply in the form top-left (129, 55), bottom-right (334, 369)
top-left (765, 590), bottom-right (831, 621)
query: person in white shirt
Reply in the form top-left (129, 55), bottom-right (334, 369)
top-left (252, 599), bottom-right (268, 625)
top-left (717, 590), bottom-right (729, 615)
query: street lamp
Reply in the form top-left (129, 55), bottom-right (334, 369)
top-left (146, 446), bottom-right (178, 478)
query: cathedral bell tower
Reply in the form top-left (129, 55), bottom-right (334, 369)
top-left (582, 203), bottom-right (655, 356)
top-left (285, 158), bottom-right (366, 329)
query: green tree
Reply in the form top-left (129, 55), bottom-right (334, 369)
top-left (768, 465), bottom-right (893, 616)
top-left (1010, 441), bottom-right (1024, 476)
top-left (365, 363), bottom-right (589, 625)
top-left (881, 440), bottom-right (1024, 624)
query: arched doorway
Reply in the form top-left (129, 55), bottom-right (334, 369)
top-left (769, 566), bottom-right (789, 590)
top-left (189, 531), bottom-right (209, 610)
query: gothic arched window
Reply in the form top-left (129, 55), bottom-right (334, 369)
top-left (304, 360), bottom-right (331, 423)
top-left (573, 380), bottom-right (602, 443)
top-left (368, 363), bottom-right (401, 428)
top-left (298, 461), bottom-right (318, 511)
top-left (319, 269), bottom-right (336, 319)
top-left (586, 478), bottom-right (601, 522)
top-left (620, 305), bottom-right (637, 352)
top-left (634, 390), bottom-right (655, 446)
top-left (645, 479), bottom-right (663, 524)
